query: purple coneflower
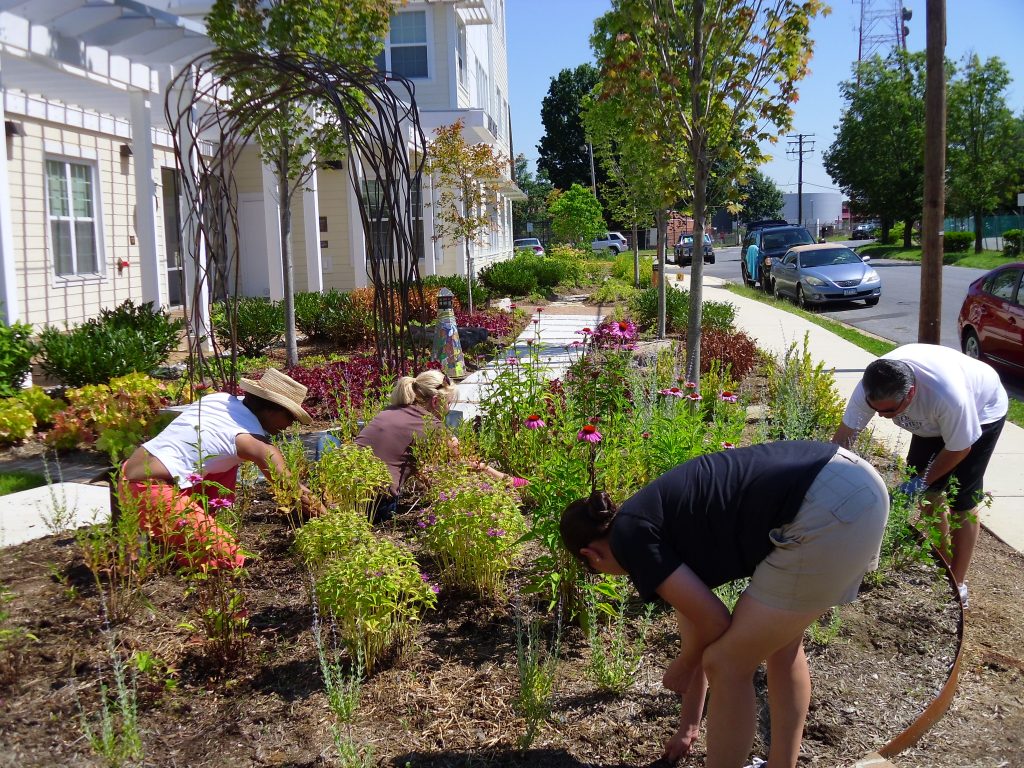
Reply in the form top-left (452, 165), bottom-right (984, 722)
top-left (524, 414), bottom-right (546, 429)
top-left (208, 498), bottom-right (232, 509)
top-left (720, 391), bottom-right (738, 403)
top-left (577, 424), bottom-right (603, 443)
top-left (686, 392), bottom-right (703, 402)
top-left (722, 441), bottom-right (736, 449)
top-left (576, 327), bottom-right (592, 335)
top-left (683, 380), bottom-right (698, 390)
top-left (659, 387), bottom-right (684, 398)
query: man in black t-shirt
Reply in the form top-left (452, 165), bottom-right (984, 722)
top-left (560, 441), bottom-right (889, 768)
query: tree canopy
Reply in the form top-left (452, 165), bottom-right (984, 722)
top-left (537, 64), bottom-right (605, 193)
top-left (547, 184), bottom-right (606, 245)
top-left (823, 51), bottom-right (927, 248)
top-left (511, 154), bottom-right (553, 237)
top-left (737, 170), bottom-right (785, 224)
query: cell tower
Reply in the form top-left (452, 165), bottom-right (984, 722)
top-left (857, 0), bottom-right (912, 66)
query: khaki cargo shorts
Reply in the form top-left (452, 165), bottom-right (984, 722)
top-left (747, 447), bottom-right (890, 613)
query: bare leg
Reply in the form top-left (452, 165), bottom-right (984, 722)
top-left (765, 637), bottom-right (812, 767)
top-left (703, 594), bottom-right (820, 768)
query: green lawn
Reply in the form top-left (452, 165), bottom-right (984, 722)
top-left (0, 470), bottom-right (47, 496)
top-left (856, 243), bottom-right (1014, 271)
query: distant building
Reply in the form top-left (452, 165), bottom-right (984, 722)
top-left (782, 192), bottom-right (843, 236)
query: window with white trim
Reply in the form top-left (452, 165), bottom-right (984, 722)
top-left (45, 159), bottom-right (99, 277)
top-left (389, 11), bottom-right (428, 79)
top-left (476, 60), bottom-right (489, 111)
top-left (456, 21), bottom-right (468, 89)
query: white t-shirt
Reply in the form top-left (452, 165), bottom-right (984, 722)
top-left (842, 344), bottom-right (1008, 451)
top-left (143, 392), bottom-right (267, 488)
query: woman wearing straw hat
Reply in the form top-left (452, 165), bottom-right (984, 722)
top-left (121, 368), bottom-right (326, 569)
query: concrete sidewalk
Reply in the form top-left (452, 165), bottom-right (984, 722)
top-left (701, 275), bottom-right (1024, 553)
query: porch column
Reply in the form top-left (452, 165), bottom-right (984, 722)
top-left (177, 71), bottom-right (211, 349)
top-left (422, 171), bottom-right (437, 276)
top-left (0, 75), bottom-right (21, 325)
top-left (347, 157), bottom-right (368, 289)
top-left (129, 89), bottom-right (162, 307)
top-left (302, 161), bottom-right (324, 292)
top-left (261, 162), bottom-right (285, 300)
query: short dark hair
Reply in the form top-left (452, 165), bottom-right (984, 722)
top-left (560, 490), bottom-right (618, 566)
top-left (243, 392), bottom-right (293, 420)
top-left (862, 358), bottom-right (915, 403)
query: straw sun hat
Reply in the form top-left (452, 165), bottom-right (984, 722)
top-left (238, 368), bottom-right (312, 425)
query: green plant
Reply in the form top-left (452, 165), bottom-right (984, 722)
top-left (38, 300), bottom-right (182, 386)
top-left (294, 511), bottom-right (375, 570)
top-left (610, 251), bottom-right (653, 287)
top-left (180, 565), bottom-right (250, 667)
top-left (0, 320), bottom-right (36, 397)
top-left (129, 650), bottom-right (179, 693)
top-left (943, 231), bottom-right (973, 253)
top-left (1002, 228), bottom-right (1022, 256)
top-left (212, 297), bottom-right (284, 357)
top-left (764, 334), bottom-right (845, 441)
top-left (0, 399), bottom-right (35, 444)
top-left (15, 386), bottom-right (65, 427)
top-left (78, 630), bottom-right (143, 767)
top-left (806, 607), bottom-right (843, 646)
top-left (417, 477), bottom-right (528, 599)
top-left (585, 594), bottom-right (650, 694)
top-left (0, 585), bottom-right (38, 686)
top-left (514, 616), bottom-right (560, 750)
top-left (310, 441), bottom-right (392, 520)
top-left (589, 279), bottom-right (639, 304)
top-left (479, 254), bottom-right (539, 297)
top-left (295, 290), bottom-right (374, 346)
top-left (314, 536), bottom-right (438, 674)
top-left (0, 469), bottom-right (47, 496)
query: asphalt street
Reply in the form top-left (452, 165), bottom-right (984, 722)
top-left (668, 241), bottom-right (1024, 400)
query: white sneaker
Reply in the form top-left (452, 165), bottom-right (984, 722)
top-left (743, 759), bottom-right (767, 768)
top-left (958, 582), bottom-right (969, 609)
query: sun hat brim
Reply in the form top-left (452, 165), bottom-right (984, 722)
top-left (238, 372), bottom-right (313, 426)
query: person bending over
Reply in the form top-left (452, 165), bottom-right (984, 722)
top-left (561, 441), bottom-right (889, 768)
top-left (121, 369), bottom-right (325, 569)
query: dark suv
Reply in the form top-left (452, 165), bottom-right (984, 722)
top-left (673, 233), bottom-right (716, 266)
top-left (742, 220), bottom-right (815, 291)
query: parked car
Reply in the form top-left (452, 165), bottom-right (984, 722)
top-left (851, 222), bottom-right (877, 240)
top-left (741, 221), bottom-right (814, 291)
top-left (770, 243), bottom-right (881, 308)
top-left (957, 262), bottom-right (1024, 375)
top-left (673, 233), bottom-right (715, 265)
top-left (513, 237), bottom-right (545, 256)
top-left (592, 231), bottom-right (629, 255)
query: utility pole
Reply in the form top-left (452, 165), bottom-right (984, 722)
top-left (586, 142), bottom-right (597, 197)
top-left (787, 133), bottom-right (814, 226)
top-left (919, 0), bottom-right (945, 344)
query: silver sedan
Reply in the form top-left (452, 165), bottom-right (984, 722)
top-left (770, 243), bottom-right (881, 308)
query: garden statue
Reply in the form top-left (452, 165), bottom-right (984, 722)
top-left (432, 288), bottom-right (466, 379)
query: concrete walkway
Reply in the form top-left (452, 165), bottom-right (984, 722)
top-left (701, 274), bottom-right (1024, 553)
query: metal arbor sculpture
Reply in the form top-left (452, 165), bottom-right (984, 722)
top-left (165, 51), bottom-right (426, 389)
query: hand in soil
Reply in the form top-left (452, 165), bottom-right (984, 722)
top-left (662, 722), bottom-right (701, 762)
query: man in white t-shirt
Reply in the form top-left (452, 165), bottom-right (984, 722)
top-left (832, 344), bottom-right (1007, 606)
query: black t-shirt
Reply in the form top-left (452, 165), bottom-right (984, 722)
top-left (609, 441), bottom-right (838, 602)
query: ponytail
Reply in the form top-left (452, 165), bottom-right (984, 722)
top-left (560, 489), bottom-right (618, 562)
top-left (390, 376), bottom-right (418, 406)
top-left (390, 370), bottom-right (459, 409)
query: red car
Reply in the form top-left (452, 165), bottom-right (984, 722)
top-left (957, 262), bottom-right (1024, 375)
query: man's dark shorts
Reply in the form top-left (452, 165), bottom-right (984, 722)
top-left (907, 417), bottom-right (1005, 512)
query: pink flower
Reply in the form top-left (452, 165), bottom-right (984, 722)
top-left (686, 392), bottom-right (703, 402)
top-left (186, 473), bottom-right (203, 484)
top-left (641, 431), bottom-right (651, 439)
top-left (208, 498), bottom-right (232, 509)
top-left (487, 528), bottom-right (506, 537)
top-left (683, 381), bottom-right (697, 390)
top-left (510, 303), bottom-right (518, 310)
top-left (576, 327), bottom-right (592, 335)
top-left (720, 391), bottom-right (738, 403)
top-left (524, 414), bottom-right (546, 429)
top-left (722, 441), bottom-right (736, 449)
top-left (532, 319), bottom-right (539, 325)
top-left (536, 306), bottom-right (544, 313)
top-left (506, 355), bottom-right (519, 365)
top-left (659, 387), bottom-right (684, 398)
top-left (438, 491), bottom-right (449, 502)
top-left (577, 424), bottom-right (603, 443)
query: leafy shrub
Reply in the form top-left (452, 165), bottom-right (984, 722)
top-left (45, 373), bottom-right (169, 461)
top-left (610, 251), bottom-right (653, 287)
top-left (15, 386), bottom-right (64, 427)
top-left (546, 245), bottom-right (588, 287)
top-left (38, 301), bottom-right (183, 387)
top-left (765, 334), bottom-right (845, 440)
top-left (454, 309), bottom-right (515, 339)
top-left (696, 329), bottom-right (760, 379)
top-left (943, 231), bottom-right (973, 253)
top-left (1002, 229), bottom-right (1023, 256)
top-left (700, 299), bottom-right (737, 332)
top-left (532, 258), bottom-right (566, 289)
top-left (479, 255), bottom-right (539, 297)
top-left (314, 536), bottom-right (438, 674)
top-left (0, 400), bottom-right (34, 444)
top-left (294, 510), bottom-right (375, 568)
top-left (311, 442), bottom-right (393, 519)
top-left (212, 298), bottom-right (284, 357)
top-left (286, 355), bottom-right (384, 420)
top-left (628, 286), bottom-right (735, 334)
top-left (296, 290), bottom-right (373, 347)
top-left (0, 321), bottom-right (36, 398)
top-left (421, 274), bottom-right (487, 309)
top-left (418, 477), bottom-right (527, 598)
top-left (590, 279), bottom-right (639, 304)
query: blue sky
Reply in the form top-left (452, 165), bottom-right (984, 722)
top-left (507, 0), bottom-right (1024, 195)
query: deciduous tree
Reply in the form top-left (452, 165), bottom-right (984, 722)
top-left (511, 154), bottom-right (553, 237)
top-left (206, 0), bottom-right (391, 366)
top-left (824, 52), bottom-right (927, 249)
top-left (737, 170), bottom-right (785, 224)
top-left (547, 184), bottom-right (606, 246)
top-left (537, 65), bottom-right (604, 193)
top-left (594, 0), bottom-right (824, 384)
top-left (425, 120), bottom-right (507, 313)
top-left (947, 55), bottom-right (1019, 253)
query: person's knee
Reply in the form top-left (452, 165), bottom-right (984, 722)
top-left (703, 637), bottom-right (758, 684)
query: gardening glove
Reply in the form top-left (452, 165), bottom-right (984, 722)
top-left (894, 475), bottom-right (929, 500)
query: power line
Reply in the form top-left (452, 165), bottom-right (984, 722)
top-left (786, 133), bottom-right (815, 225)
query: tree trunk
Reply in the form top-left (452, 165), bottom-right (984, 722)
top-left (903, 217), bottom-right (914, 250)
top-left (684, 0), bottom-right (706, 387)
top-left (278, 148), bottom-right (298, 368)
top-left (632, 221), bottom-right (640, 287)
top-left (655, 209), bottom-right (667, 339)
top-left (464, 237), bottom-right (474, 314)
top-left (973, 210), bottom-right (983, 253)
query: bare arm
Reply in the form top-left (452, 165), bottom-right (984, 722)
top-left (832, 422), bottom-right (860, 450)
top-left (236, 433), bottom-right (327, 516)
top-left (922, 446), bottom-right (971, 485)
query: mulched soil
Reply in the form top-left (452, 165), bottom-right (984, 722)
top-left (3, 482), bottom-right (1021, 768)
